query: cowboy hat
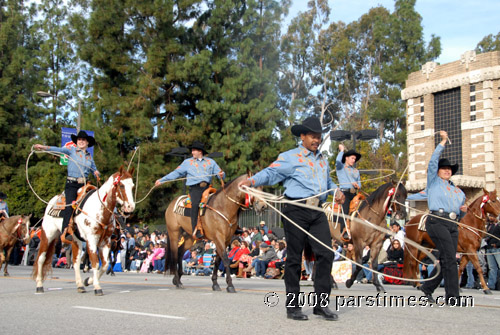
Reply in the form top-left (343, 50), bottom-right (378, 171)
top-left (342, 149), bottom-right (362, 164)
top-left (0, 192), bottom-right (7, 199)
top-left (71, 130), bottom-right (96, 148)
top-left (189, 141), bottom-right (208, 154)
top-left (438, 158), bottom-right (459, 175)
top-left (291, 116), bottom-right (329, 137)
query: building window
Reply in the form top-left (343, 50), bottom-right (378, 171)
top-left (421, 115), bottom-right (425, 122)
top-left (420, 106), bottom-right (424, 112)
top-left (470, 85), bottom-right (475, 92)
top-left (470, 95), bottom-right (476, 102)
top-left (420, 96), bottom-right (424, 103)
top-left (434, 87), bottom-right (462, 175)
top-left (470, 115), bottom-right (476, 121)
top-left (470, 105), bottom-right (476, 112)
top-left (421, 125), bottom-right (425, 130)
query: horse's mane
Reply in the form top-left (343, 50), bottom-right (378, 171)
top-left (212, 175), bottom-right (247, 197)
top-left (358, 182), bottom-right (393, 212)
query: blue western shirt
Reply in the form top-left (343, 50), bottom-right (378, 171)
top-left (248, 145), bottom-right (338, 202)
top-left (0, 200), bottom-right (8, 216)
top-left (336, 151), bottom-right (361, 189)
top-left (159, 157), bottom-right (224, 186)
top-left (48, 146), bottom-right (98, 179)
top-left (427, 144), bottom-right (465, 213)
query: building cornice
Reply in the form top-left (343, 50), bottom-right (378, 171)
top-left (406, 175), bottom-right (486, 192)
top-left (402, 65), bottom-right (500, 100)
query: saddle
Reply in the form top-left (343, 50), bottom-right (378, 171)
top-left (418, 213), bottom-right (429, 232)
top-left (48, 183), bottom-right (97, 217)
top-left (173, 186), bottom-right (217, 237)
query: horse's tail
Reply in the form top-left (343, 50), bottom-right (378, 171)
top-left (164, 235), bottom-right (173, 274)
top-left (303, 240), bottom-right (315, 262)
top-left (31, 229), bottom-right (56, 281)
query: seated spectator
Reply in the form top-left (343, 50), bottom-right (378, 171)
top-left (152, 242), bottom-right (166, 274)
top-left (183, 250), bottom-right (199, 275)
top-left (129, 245), bottom-right (143, 272)
top-left (273, 241), bottom-right (287, 270)
top-left (254, 242), bottom-right (277, 278)
top-left (195, 248), bottom-right (216, 276)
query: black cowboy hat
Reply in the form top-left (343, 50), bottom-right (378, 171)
top-left (0, 192), bottom-right (7, 199)
top-left (291, 116), bottom-right (329, 137)
top-left (438, 158), bottom-right (459, 175)
top-left (342, 149), bottom-right (362, 164)
top-left (189, 141), bottom-right (208, 154)
top-left (71, 130), bottom-right (96, 148)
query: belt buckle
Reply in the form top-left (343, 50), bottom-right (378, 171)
top-left (349, 188), bottom-right (356, 194)
top-left (77, 177), bottom-right (85, 184)
top-left (199, 182), bottom-right (208, 188)
top-left (449, 212), bottom-right (457, 220)
top-left (306, 198), bottom-right (319, 207)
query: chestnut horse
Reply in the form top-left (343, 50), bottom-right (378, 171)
top-left (343, 181), bottom-right (408, 292)
top-left (403, 189), bottom-right (500, 294)
top-left (32, 166), bottom-right (135, 295)
top-left (0, 214), bottom-right (32, 276)
top-left (165, 174), bottom-right (264, 293)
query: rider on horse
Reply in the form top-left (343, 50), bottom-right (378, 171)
top-left (336, 144), bottom-right (362, 240)
top-left (155, 141), bottom-right (225, 240)
top-left (34, 130), bottom-right (100, 242)
top-left (0, 192), bottom-right (9, 220)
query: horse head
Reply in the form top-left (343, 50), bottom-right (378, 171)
top-left (387, 181), bottom-right (408, 221)
top-left (478, 189), bottom-right (500, 219)
top-left (112, 166), bottom-right (136, 216)
top-left (225, 173), bottom-right (266, 214)
top-left (18, 214), bottom-right (32, 244)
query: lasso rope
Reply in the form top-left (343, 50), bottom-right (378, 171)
top-left (239, 184), bottom-right (441, 283)
top-left (26, 146), bottom-right (89, 206)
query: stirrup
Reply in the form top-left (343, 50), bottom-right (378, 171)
top-left (340, 229), bottom-right (351, 242)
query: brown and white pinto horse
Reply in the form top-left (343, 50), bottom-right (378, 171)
top-left (0, 214), bottom-right (32, 276)
top-left (32, 166), bottom-right (135, 295)
top-left (403, 189), bottom-right (500, 294)
top-left (165, 174), bottom-right (264, 293)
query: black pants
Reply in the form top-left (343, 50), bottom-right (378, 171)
top-left (62, 180), bottom-right (84, 231)
top-left (337, 191), bottom-right (355, 231)
top-left (189, 184), bottom-right (208, 232)
top-left (421, 215), bottom-right (459, 300)
top-left (282, 204), bottom-right (333, 310)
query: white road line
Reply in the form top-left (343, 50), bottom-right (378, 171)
top-left (73, 306), bottom-right (187, 320)
top-left (158, 288), bottom-right (170, 291)
top-left (119, 290), bottom-right (131, 293)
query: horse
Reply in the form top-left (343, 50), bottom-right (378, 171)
top-left (32, 166), bottom-right (135, 295)
top-left (0, 214), bottom-right (32, 276)
top-left (106, 226), bottom-right (123, 276)
top-left (165, 174), bottom-right (264, 293)
top-left (343, 181), bottom-right (408, 292)
top-left (403, 189), bottom-right (500, 294)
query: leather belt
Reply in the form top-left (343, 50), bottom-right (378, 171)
top-left (67, 177), bottom-right (85, 184)
top-left (430, 209), bottom-right (458, 221)
top-left (191, 182), bottom-right (208, 188)
top-left (340, 188), bottom-right (358, 194)
top-left (286, 197), bottom-right (321, 207)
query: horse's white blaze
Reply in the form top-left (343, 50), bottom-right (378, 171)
top-left (120, 179), bottom-right (135, 213)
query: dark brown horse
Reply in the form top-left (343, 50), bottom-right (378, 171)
top-left (344, 181), bottom-right (408, 292)
top-left (165, 174), bottom-right (264, 292)
top-left (0, 215), bottom-right (32, 276)
top-left (403, 189), bottom-right (500, 294)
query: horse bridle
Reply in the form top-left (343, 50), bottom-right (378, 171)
top-left (0, 217), bottom-right (28, 242)
top-left (221, 178), bottom-right (254, 210)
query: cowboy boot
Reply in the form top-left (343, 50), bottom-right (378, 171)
top-left (237, 267), bottom-right (244, 278)
top-left (61, 227), bottom-right (72, 243)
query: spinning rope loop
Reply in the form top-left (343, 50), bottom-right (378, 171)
top-left (239, 184), bottom-right (441, 283)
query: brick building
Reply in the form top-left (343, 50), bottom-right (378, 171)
top-left (401, 50), bottom-right (500, 215)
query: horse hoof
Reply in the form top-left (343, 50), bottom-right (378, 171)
top-left (4, 273), bottom-right (10, 277)
top-left (77, 286), bottom-right (86, 293)
top-left (105, 268), bottom-right (111, 275)
top-left (376, 285), bottom-right (386, 293)
top-left (94, 289), bottom-right (103, 296)
top-left (484, 289), bottom-right (492, 295)
top-left (345, 279), bottom-right (353, 288)
top-left (84, 277), bottom-right (90, 287)
top-left (226, 286), bottom-right (236, 293)
top-left (110, 272), bottom-right (115, 277)
top-left (332, 282), bottom-right (339, 290)
top-left (35, 287), bottom-right (44, 294)
top-left (177, 283), bottom-right (184, 289)
top-left (212, 284), bottom-right (221, 291)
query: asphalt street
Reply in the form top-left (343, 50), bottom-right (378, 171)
top-left (1, 265), bottom-right (499, 335)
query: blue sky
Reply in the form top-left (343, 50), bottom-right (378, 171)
top-left (288, 0), bottom-right (500, 64)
